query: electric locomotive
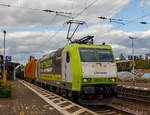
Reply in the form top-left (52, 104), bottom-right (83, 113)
top-left (34, 36), bottom-right (118, 103)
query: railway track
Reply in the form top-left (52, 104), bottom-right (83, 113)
top-left (117, 85), bottom-right (150, 102)
top-left (84, 105), bottom-right (132, 115)
top-left (82, 84), bottom-right (150, 115)
top-left (18, 79), bottom-right (136, 115)
top-left (108, 97), bottom-right (150, 115)
top-left (105, 85), bottom-right (150, 115)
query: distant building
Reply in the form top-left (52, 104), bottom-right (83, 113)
top-left (0, 55), bottom-right (3, 79)
top-left (0, 54), bottom-right (19, 80)
top-left (116, 60), bottom-right (131, 72)
top-left (145, 53), bottom-right (150, 59)
top-left (6, 62), bottom-right (19, 80)
top-left (0, 54), bottom-right (3, 63)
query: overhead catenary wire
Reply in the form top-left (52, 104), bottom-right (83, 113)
top-left (1, 2), bottom-right (150, 26)
top-left (1, 1), bottom-right (150, 34)
top-left (97, 14), bottom-right (150, 28)
top-left (125, 13), bottom-right (150, 25)
top-left (74, 0), bottom-right (98, 19)
top-left (111, 12), bottom-right (150, 29)
top-left (96, 16), bottom-right (150, 38)
top-left (49, 24), bottom-right (66, 40)
top-left (0, 3), bottom-right (72, 19)
top-left (50, 12), bottom-right (150, 45)
top-left (97, 16), bottom-right (127, 25)
top-left (56, 13), bottom-right (73, 19)
top-left (1, 1), bottom-right (150, 64)
top-left (0, 2), bottom-right (73, 42)
top-left (93, 13), bottom-right (150, 46)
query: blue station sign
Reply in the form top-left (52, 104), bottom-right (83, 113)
top-left (128, 55), bottom-right (138, 60)
top-left (5, 56), bottom-right (11, 62)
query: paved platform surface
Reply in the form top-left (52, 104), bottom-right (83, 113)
top-left (0, 80), bottom-right (61, 115)
top-left (119, 81), bottom-right (150, 87)
top-left (118, 81), bottom-right (150, 91)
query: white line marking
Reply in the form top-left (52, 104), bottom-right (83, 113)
top-left (134, 87), bottom-right (139, 89)
top-left (63, 104), bottom-right (75, 109)
top-left (144, 88), bottom-right (148, 90)
top-left (126, 86), bottom-right (131, 88)
top-left (72, 109), bottom-right (86, 115)
top-left (52, 98), bottom-right (62, 102)
top-left (57, 101), bottom-right (69, 105)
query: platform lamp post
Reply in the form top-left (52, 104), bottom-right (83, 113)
top-left (3, 30), bottom-right (6, 80)
top-left (129, 36), bottom-right (136, 83)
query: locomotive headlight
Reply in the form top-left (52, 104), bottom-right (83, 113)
top-left (112, 78), bottom-right (115, 82)
top-left (83, 78), bottom-right (91, 83)
top-left (109, 78), bottom-right (115, 82)
top-left (83, 78), bottom-right (88, 82)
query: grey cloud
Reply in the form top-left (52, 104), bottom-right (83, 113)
top-left (3, 0), bottom-right (150, 64)
top-left (0, 23), bottom-right (149, 64)
top-left (76, 24), bottom-right (150, 58)
top-left (0, 0), bottom-right (130, 28)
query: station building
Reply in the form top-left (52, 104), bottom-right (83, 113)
top-left (145, 53), bottom-right (150, 59)
top-left (116, 60), bottom-right (131, 72)
top-left (0, 54), bottom-right (19, 80)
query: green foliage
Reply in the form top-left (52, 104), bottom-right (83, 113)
top-left (135, 55), bottom-right (150, 69)
top-left (119, 53), bottom-right (125, 60)
top-left (0, 80), bottom-right (11, 98)
top-left (117, 54), bottom-right (150, 71)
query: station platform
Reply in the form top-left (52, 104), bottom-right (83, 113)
top-left (118, 81), bottom-right (150, 91)
top-left (0, 80), bottom-right (97, 115)
top-left (0, 80), bottom-right (61, 115)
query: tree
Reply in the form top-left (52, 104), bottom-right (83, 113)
top-left (135, 55), bottom-right (150, 69)
top-left (144, 57), bottom-right (150, 69)
top-left (135, 55), bottom-right (144, 69)
top-left (119, 53), bottom-right (125, 60)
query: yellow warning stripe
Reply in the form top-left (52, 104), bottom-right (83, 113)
top-left (40, 74), bottom-right (62, 81)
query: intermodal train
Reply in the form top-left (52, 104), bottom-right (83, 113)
top-left (16, 37), bottom-right (118, 103)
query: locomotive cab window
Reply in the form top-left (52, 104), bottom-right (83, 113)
top-left (79, 48), bottom-right (96, 62)
top-left (96, 49), bottom-right (114, 62)
top-left (79, 48), bottom-right (114, 62)
top-left (66, 52), bottom-right (70, 63)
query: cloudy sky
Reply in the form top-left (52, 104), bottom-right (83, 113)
top-left (0, 0), bottom-right (150, 64)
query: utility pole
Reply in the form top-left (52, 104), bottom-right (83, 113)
top-left (129, 36), bottom-right (136, 83)
top-left (3, 30), bottom-right (6, 80)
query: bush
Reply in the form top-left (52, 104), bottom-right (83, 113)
top-left (0, 80), bottom-right (11, 98)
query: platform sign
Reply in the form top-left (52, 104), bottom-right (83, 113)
top-left (5, 56), bottom-right (11, 62)
top-left (128, 55), bottom-right (138, 60)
